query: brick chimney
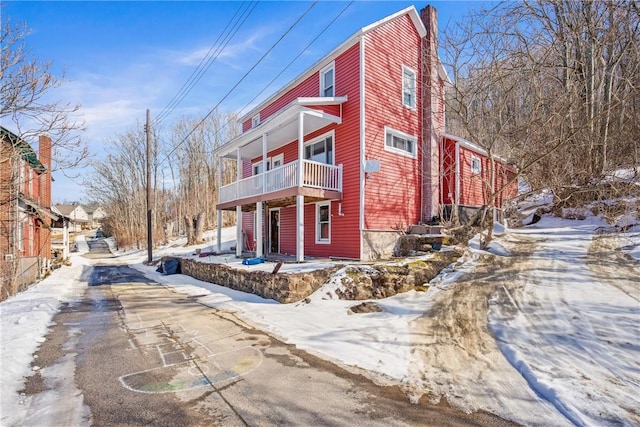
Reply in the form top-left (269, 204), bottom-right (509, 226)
top-left (420, 5), bottom-right (444, 222)
top-left (38, 134), bottom-right (53, 263)
top-left (38, 134), bottom-right (52, 208)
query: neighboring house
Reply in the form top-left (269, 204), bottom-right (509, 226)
top-left (53, 203), bottom-right (89, 232)
top-left (213, 5), bottom-right (516, 261)
top-left (1, 127), bottom-right (57, 299)
top-left (85, 205), bottom-right (107, 228)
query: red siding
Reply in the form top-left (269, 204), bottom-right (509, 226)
top-left (441, 136), bottom-right (517, 209)
top-left (241, 43), bottom-right (362, 259)
top-left (363, 14), bottom-right (423, 230)
top-left (440, 138), bottom-right (456, 205)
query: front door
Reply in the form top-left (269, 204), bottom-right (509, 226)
top-left (269, 209), bottom-right (280, 254)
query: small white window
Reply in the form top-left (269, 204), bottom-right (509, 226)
top-left (316, 202), bottom-right (331, 244)
top-left (471, 156), bottom-right (481, 174)
top-left (252, 114), bottom-right (260, 128)
top-left (384, 127), bottom-right (417, 158)
top-left (402, 65), bottom-right (416, 109)
top-left (320, 63), bottom-right (335, 97)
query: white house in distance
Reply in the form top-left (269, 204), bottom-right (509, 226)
top-left (52, 204), bottom-right (89, 232)
top-left (85, 205), bottom-right (107, 229)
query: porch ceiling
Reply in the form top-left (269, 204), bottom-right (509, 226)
top-left (216, 97), bottom-right (347, 161)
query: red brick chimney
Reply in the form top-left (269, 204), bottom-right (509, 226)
top-left (38, 134), bottom-right (53, 262)
top-left (38, 134), bottom-right (52, 208)
top-left (420, 5), bottom-right (445, 222)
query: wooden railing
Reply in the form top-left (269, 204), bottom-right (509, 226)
top-left (219, 160), bottom-right (342, 205)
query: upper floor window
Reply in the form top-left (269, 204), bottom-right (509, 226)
top-left (320, 63), bottom-right (335, 97)
top-left (402, 65), bottom-right (416, 109)
top-left (384, 127), bottom-right (417, 158)
top-left (304, 133), bottom-right (333, 165)
top-left (471, 156), bottom-right (481, 174)
top-left (252, 114), bottom-right (260, 128)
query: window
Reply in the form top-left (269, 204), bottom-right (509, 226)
top-left (471, 156), bottom-right (481, 174)
top-left (252, 114), bottom-right (260, 128)
top-left (316, 202), bottom-right (331, 243)
top-left (402, 65), bottom-right (416, 108)
top-left (253, 161), bottom-right (264, 175)
top-left (304, 134), bottom-right (333, 165)
top-left (384, 127), bottom-right (417, 158)
top-left (320, 63), bottom-right (335, 97)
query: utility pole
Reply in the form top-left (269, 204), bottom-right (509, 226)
top-left (145, 109), bottom-right (153, 264)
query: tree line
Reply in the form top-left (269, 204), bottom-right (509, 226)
top-left (442, 0), bottom-right (639, 247)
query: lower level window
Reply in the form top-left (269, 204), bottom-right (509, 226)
top-left (316, 202), bottom-right (331, 244)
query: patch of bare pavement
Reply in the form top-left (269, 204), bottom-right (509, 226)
top-left (19, 246), bottom-right (516, 426)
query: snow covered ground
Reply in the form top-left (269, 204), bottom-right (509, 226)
top-left (1, 216), bottom-right (638, 426)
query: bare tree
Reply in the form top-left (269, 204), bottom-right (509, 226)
top-left (1, 18), bottom-right (88, 172)
top-left (443, 0), bottom-right (639, 247)
top-left (169, 112), bottom-right (238, 246)
top-left (85, 125), bottom-right (159, 250)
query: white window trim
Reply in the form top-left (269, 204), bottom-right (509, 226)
top-left (271, 154), bottom-right (284, 169)
top-left (402, 65), bottom-right (417, 109)
top-left (471, 155), bottom-right (481, 174)
top-left (252, 114), bottom-right (260, 128)
top-left (384, 126), bottom-right (417, 159)
top-left (315, 201), bottom-right (331, 244)
top-left (320, 62), bottom-right (335, 98)
top-left (304, 130), bottom-right (335, 165)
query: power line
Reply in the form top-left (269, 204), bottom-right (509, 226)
top-left (159, 0), bottom-right (319, 165)
top-left (153, 1), bottom-right (259, 127)
top-left (192, 0), bottom-right (355, 160)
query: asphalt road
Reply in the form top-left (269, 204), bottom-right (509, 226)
top-left (22, 238), bottom-right (517, 426)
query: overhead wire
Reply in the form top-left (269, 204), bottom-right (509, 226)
top-left (158, 0), bottom-right (320, 165)
top-left (191, 0), bottom-right (355, 161)
top-left (153, 1), bottom-right (259, 127)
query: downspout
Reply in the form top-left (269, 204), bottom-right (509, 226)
top-left (359, 35), bottom-right (366, 260)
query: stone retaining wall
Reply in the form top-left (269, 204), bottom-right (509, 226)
top-left (179, 258), bottom-right (339, 304)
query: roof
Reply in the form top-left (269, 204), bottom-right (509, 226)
top-left (0, 126), bottom-right (47, 174)
top-left (239, 5), bottom-right (427, 123)
top-left (442, 133), bottom-right (511, 165)
top-left (53, 204), bottom-right (88, 217)
top-left (216, 97), bottom-right (347, 160)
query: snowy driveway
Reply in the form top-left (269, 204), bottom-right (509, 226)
top-left (409, 218), bottom-right (639, 426)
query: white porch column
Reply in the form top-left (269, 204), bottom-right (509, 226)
top-left (298, 111), bottom-right (304, 187)
top-left (236, 206), bottom-right (243, 257)
top-left (62, 219), bottom-right (69, 259)
top-left (216, 210), bottom-right (222, 253)
top-left (236, 148), bottom-right (242, 257)
top-left (262, 133), bottom-right (268, 193)
top-left (296, 194), bottom-right (304, 262)
top-left (217, 156), bottom-right (222, 253)
top-left (296, 111), bottom-right (305, 262)
top-left (256, 202), bottom-right (263, 257)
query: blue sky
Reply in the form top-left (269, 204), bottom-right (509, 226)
top-left (3, 1), bottom-right (488, 203)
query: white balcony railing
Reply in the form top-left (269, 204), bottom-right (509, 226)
top-left (219, 160), bottom-right (342, 205)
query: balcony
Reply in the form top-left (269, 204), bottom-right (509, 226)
top-left (218, 159), bottom-right (342, 211)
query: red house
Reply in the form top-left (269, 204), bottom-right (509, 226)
top-left (214, 5), bottom-right (515, 261)
top-left (1, 127), bottom-right (57, 299)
